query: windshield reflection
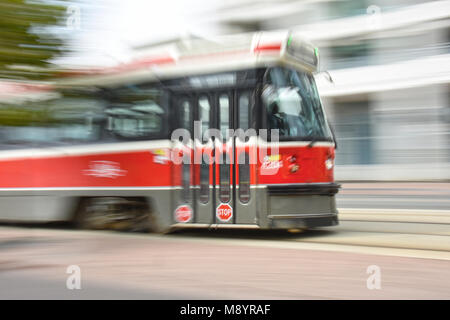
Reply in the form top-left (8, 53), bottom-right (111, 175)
top-left (263, 67), bottom-right (332, 141)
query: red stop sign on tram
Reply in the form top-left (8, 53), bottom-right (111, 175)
top-left (174, 205), bottom-right (192, 223)
top-left (216, 203), bottom-right (233, 222)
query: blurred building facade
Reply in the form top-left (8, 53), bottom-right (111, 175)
top-left (203, 0), bottom-right (450, 181)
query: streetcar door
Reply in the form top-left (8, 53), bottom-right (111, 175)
top-left (172, 94), bottom-right (195, 224)
top-left (213, 90), bottom-right (257, 225)
top-left (193, 94), bottom-right (215, 224)
top-left (214, 92), bottom-right (234, 224)
top-left (173, 90), bottom-right (257, 226)
top-left (233, 90), bottom-right (257, 225)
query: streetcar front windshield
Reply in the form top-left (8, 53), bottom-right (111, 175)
top-left (263, 67), bottom-right (332, 141)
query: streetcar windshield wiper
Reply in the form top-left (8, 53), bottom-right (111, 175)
top-left (307, 137), bottom-right (318, 148)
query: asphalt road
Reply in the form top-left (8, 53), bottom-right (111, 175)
top-left (1, 182), bottom-right (449, 299)
top-left (1, 218), bottom-right (449, 299)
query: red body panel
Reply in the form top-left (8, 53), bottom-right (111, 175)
top-left (258, 145), bottom-right (335, 185)
top-left (0, 143), bottom-right (334, 188)
top-left (0, 150), bottom-right (172, 188)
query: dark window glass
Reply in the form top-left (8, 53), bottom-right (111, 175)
top-left (198, 96), bottom-right (210, 141)
top-left (179, 100), bottom-right (191, 131)
top-left (219, 94), bottom-right (230, 141)
top-left (239, 93), bottom-right (250, 131)
top-left (0, 93), bottom-right (104, 147)
top-left (263, 67), bottom-right (332, 140)
top-left (182, 154), bottom-right (191, 202)
top-left (107, 86), bottom-right (166, 139)
top-left (238, 152), bottom-right (250, 203)
top-left (199, 158), bottom-right (209, 204)
top-left (219, 152), bottom-right (230, 203)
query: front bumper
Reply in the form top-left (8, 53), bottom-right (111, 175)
top-left (268, 212), bottom-right (338, 229)
top-left (267, 183), bottom-right (341, 196)
top-left (265, 183), bottom-right (340, 229)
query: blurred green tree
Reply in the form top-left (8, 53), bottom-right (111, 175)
top-left (0, 0), bottom-right (68, 81)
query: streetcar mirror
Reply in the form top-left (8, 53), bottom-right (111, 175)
top-left (318, 71), bottom-right (334, 84)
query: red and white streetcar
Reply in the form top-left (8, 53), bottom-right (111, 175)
top-left (0, 30), bottom-right (339, 232)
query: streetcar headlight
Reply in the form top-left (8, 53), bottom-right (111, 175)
top-left (325, 158), bottom-right (334, 170)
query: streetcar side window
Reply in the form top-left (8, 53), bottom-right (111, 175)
top-left (108, 104), bottom-right (164, 138)
top-left (0, 93), bottom-right (104, 148)
top-left (106, 85), bottom-right (168, 140)
top-left (49, 97), bottom-right (105, 144)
